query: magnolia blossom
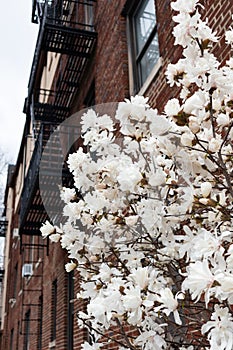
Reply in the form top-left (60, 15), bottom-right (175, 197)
top-left (81, 342), bottom-right (103, 350)
top-left (135, 328), bottom-right (166, 350)
top-left (49, 233), bottom-right (61, 243)
top-left (65, 261), bottom-right (77, 273)
top-left (208, 138), bottom-right (221, 153)
top-left (129, 267), bottom-right (149, 290)
top-left (156, 288), bottom-right (182, 325)
top-left (216, 113), bottom-right (230, 127)
top-left (41, 1), bottom-right (233, 349)
top-left (171, 0), bottom-right (198, 13)
top-left (200, 181), bottom-right (212, 198)
top-left (60, 187), bottom-right (77, 204)
top-left (202, 306), bottom-right (233, 350)
top-left (225, 29), bottom-right (233, 45)
top-left (117, 164), bottom-right (142, 192)
top-left (164, 98), bottom-right (181, 117)
top-left (182, 260), bottom-right (215, 303)
top-left (40, 220), bottom-right (55, 238)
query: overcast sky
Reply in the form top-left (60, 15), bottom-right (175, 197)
top-left (0, 1), bottom-right (38, 162)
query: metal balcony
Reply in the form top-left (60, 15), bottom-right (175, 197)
top-left (19, 122), bottom-right (82, 235)
top-left (25, 0), bottom-right (97, 123)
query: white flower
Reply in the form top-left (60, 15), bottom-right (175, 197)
top-left (202, 305), bottom-right (233, 350)
top-left (181, 132), bottom-right (194, 147)
top-left (188, 117), bottom-right (200, 134)
top-left (156, 288), bottom-right (182, 325)
top-left (190, 229), bottom-right (223, 260)
top-left (125, 215), bottom-right (138, 226)
top-left (129, 267), bottom-right (149, 290)
top-left (60, 187), bottom-right (76, 204)
top-left (117, 165), bottom-right (142, 192)
top-left (149, 115), bottom-right (171, 135)
top-left (208, 138), bottom-right (221, 153)
top-left (135, 328), bottom-right (166, 350)
top-left (164, 98), bottom-right (181, 117)
top-left (122, 286), bottom-right (142, 310)
top-left (225, 29), bottom-right (233, 45)
top-left (199, 198), bottom-right (209, 205)
top-left (216, 273), bottom-right (233, 304)
top-left (216, 113), bottom-right (230, 127)
top-left (40, 220), bottom-right (55, 238)
top-left (65, 261), bottom-right (77, 272)
top-left (63, 201), bottom-right (85, 221)
top-left (183, 92), bottom-right (206, 114)
top-left (166, 61), bottom-right (185, 86)
top-left (171, 0), bottom-right (198, 13)
top-left (182, 260), bottom-right (215, 303)
top-left (87, 297), bottom-right (113, 327)
top-left (200, 181), bottom-right (212, 198)
top-left (148, 169), bottom-right (166, 187)
top-left (81, 342), bottom-right (103, 350)
top-left (49, 233), bottom-right (61, 243)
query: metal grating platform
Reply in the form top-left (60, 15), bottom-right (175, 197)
top-left (42, 24), bottom-right (97, 56)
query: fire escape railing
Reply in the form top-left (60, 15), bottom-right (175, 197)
top-left (20, 126), bottom-right (44, 234)
top-left (25, 0), bottom-right (97, 124)
top-left (20, 0), bottom-right (97, 234)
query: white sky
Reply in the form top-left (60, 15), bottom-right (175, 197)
top-left (0, 1), bottom-right (38, 162)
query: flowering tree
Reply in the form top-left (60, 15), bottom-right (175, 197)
top-left (41, 0), bottom-right (233, 349)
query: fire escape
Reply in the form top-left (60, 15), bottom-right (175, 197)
top-left (20, 0), bottom-right (97, 235)
top-left (19, 0), bottom-right (97, 341)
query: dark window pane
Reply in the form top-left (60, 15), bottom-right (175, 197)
top-left (135, 0), bottom-right (156, 55)
top-left (138, 33), bottom-right (160, 85)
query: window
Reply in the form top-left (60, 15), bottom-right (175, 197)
top-left (126, 0), bottom-right (160, 93)
top-left (67, 272), bottom-right (74, 350)
top-left (16, 321), bottom-right (20, 350)
top-left (23, 310), bottom-right (30, 350)
top-left (51, 279), bottom-right (57, 342)
top-left (10, 328), bottom-right (14, 350)
top-left (84, 0), bottom-right (94, 29)
top-left (37, 296), bottom-right (43, 350)
top-left (12, 263), bottom-right (18, 298)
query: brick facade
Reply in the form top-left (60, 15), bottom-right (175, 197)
top-left (1, 0), bottom-right (233, 349)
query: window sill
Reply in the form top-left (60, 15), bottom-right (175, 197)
top-left (138, 57), bottom-right (163, 96)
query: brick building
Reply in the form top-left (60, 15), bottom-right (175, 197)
top-left (1, 0), bottom-right (233, 349)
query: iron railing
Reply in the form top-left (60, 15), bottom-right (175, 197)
top-left (25, 0), bottom-right (97, 123)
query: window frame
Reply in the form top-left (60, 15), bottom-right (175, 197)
top-left (67, 271), bottom-right (74, 350)
top-left (10, 328), bottom-right (14, 350)
top-left (23, 310), bottom-right (31, 350)
top-left (37, 295), bottom-right (43, 350)
top-left (125, 0), bottom-right (160, 94)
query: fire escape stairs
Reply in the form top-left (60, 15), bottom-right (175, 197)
top-left (20, 0), bottom-right (97, 236)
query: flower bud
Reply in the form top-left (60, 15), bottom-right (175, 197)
top-left (200, 182), bottom-right (212, 198)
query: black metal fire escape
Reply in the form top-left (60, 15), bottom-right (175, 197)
top-left (25, 0), bottom-right (97, 125)
top-left (20, 0), bottom-right (97, 236)
top-left (19, 2), bottom-right (97, 340)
